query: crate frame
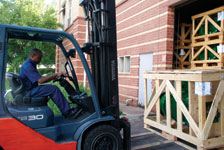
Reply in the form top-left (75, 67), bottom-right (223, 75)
top-left (144, 70), bottom-right (224, 150)
top-left (173, 23), bottom-right (192, 69)
top-left (191, 6), bottom-right (224, 69)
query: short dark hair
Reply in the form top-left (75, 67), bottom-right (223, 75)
top-left (29, 48), bottom-right (42, 57)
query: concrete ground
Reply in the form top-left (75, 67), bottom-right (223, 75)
top-left (119, 103), bottom-right (146, 135)
top-left (119, 103), bottom-right (195, 150)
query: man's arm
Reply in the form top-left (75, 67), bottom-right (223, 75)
top-left (38, 73), bottom-right (60, 84)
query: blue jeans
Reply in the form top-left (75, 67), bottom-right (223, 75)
top-left (30, 84), bottom-right (70, 114)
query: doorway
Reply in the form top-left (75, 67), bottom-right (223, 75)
top-left (138, 53), bottom-right (153, 106)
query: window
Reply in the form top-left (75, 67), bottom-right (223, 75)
top-left (119, 56), bottom-right (130, 73)
top-left (67, 0), bottom-right (72, 27)
top-left (62, 3), bottom-right (66, 30)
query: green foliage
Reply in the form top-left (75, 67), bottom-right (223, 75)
top-left (38, 68), bottom-right (55, 76)
top-left (47, 82), bottom-right (91, 115)
top-left (0, 0), bottom-right (62, 73)
top-left (79, 84), bottom-right (91, 96)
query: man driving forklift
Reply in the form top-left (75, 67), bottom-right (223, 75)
top-left (19, 48), bottom-right (82, 119)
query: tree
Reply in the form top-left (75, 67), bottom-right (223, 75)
top-left (0, 0), bottom-right (62, 73)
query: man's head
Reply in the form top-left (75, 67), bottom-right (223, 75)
top-left (29, 48), bottom-right (43, 64)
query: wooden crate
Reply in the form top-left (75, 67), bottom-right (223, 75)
top-left (173, 23), bottom-right (192, 69)
top-left (191, 6), bottom-right (224, 69)
top-left (144, 69), bottom-right (224, 150)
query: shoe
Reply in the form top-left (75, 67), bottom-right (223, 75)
top-left (64, 107), bottom-right (82, 119)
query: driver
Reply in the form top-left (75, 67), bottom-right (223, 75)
top-left (19, 48), bottom-right (81, 119)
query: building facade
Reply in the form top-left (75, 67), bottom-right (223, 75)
top-left (56, 0), bottom-right (223, 106)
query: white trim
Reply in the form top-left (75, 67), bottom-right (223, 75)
top-left (117, 0), bottom-right (170, 25)
top-left (119, 84), bottom-right (138, 89)
top-left (118, 38), bottom-right (173, 51)
top-left (117, 11), bottom-right (173, 34)
top-left (153, 64), bottom-right (172, 68)
top-left (116, 0), bottom-right (169, 19)
top-left (118, 25), bottom-right (173, 42)
top-left (153, 51), bottom-right (173, 55)
top-left (119, 75), bottom-right (138, 78)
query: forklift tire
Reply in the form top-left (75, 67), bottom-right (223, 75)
top-left (83, 124), bottom-right (122, 150)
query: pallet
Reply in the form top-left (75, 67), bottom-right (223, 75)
top-left (191, 6), bottom-right (224, 69)
top-left (173, 23), bottom-right (192, 69)
top-left (144, 69), bottom-right (224, 150)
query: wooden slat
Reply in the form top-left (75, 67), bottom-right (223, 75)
top-left (188, 81), bottom-right (198, 137)
top-left (146, 86), bottom-right (156, 108)
top-left (174, 51), bottom-right (182, 62)
top-left (201, 80), bottom-right (224, 140)
top-left (192, 6), bottom-right (224, 19)
top-left (166, 86), bottom-right (171, 128)
top-left (144, 78), bottom-right (148, 111)
top-left (176, 81), bottom-right (183, 132)
top-left (206, 45), bottom-right (221, 59)
top-left (144, 70), bottom-right (224, 82)
top-left (192, 45), bottom-right (205, 60)
top-left (203, 137), bottom-right (224, 149)
top-left (144, 118), bottom-right (201, 146)
top-left (166, 80), bottom-right (201, 138)
top-left (156, 80), bottom-right (161, 123)
top-left (144, 80), bottom-right (166, 118)
top-left (207, 15), bottom-right (222, 32)
top-left (192, 16), bottom-right (206, 37)
top-left (192, 60), bottom-right (220, 63)
top-left (182, 48), bottom-right (191, 62)
top-left (198, 95), bottom-right (206, 132)
top-left (221, 95), bottom-right (224, 137)
top-left (205, 16), bottom-right (208, 35)
top-left (183, 26), bottom-right (192, 39)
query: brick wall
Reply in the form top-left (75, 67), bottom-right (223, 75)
top-left (116, 0), bottom-right (180, 106)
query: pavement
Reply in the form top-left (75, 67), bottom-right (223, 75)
top-left (119, 103), bottom-right (195, 150)
top-left (120, 103), bottom-right (144, 120)
top-left (119, 103), bottom-right (147, 135)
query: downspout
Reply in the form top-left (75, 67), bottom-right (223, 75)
top-left (83, 19), bottom-right (89, 88)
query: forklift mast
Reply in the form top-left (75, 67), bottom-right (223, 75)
top-left (80, 0), bottom-right (119, 119)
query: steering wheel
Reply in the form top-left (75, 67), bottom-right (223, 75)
top-left (53, 73), bottom-right (73, 82)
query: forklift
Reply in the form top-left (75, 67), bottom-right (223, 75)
top-left (0, 0), bottom-right (130, 150)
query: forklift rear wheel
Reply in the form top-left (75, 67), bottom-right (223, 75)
top-left (83, 124), bottom-right (122, 150)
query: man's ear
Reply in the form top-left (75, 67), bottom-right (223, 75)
top-left (30, 55), bottom-right (34, 59)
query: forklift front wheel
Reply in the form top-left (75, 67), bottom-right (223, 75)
top-left (82, 124), bottom-right (122, 150)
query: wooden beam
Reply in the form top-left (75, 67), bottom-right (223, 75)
top-left (166, 80), bottom-right (201, 138)
top-left (144, 78), bottom-right (148, 111)
top-left (207, 15), bottom-right (222, 32)
top-left (156, 80), bottom-right (161, 123)
top-left (192, 45), bottom-right (205, 60)
top-left (144, 80), bottom-right (166, 118)
top-left (198, 95), bottom-right (206, 133)
top-left (166, 86), bottom-right (171, 128)
top-left (144, 118), bottom-right (201, 146)
top-left (201, 80), bottom-right (224, 140)
top-left (188, 81), bottom-right (198, 136)
top-left (192, 16), bottom-right (206, 37)
top-left (176, 81), bottom-right (183, 132)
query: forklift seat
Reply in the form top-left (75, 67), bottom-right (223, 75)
top-left (6, 72), bottom-right (48, 106)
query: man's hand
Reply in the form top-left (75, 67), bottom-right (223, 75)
top-left (38, 72), bottom-right (64, 84)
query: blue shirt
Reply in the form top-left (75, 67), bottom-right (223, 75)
top-left (19, 58), bottom-right (42, 91)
